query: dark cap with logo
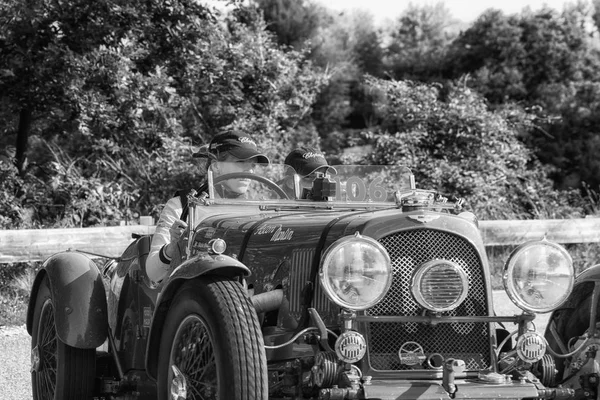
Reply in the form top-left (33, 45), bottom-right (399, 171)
top-left (194, 132), bottom-right (269, 163)
top-left (284, 147), bottom-right (333, 177)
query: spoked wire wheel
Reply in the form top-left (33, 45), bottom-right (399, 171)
top-left (157, 277), bottom-right (268, 400)
top-left (32, 300), bottom-right (58, 398)
top-left (169, 315), bottom-right (218, 399)
top-left (30, 276), bottom-right (96, 400)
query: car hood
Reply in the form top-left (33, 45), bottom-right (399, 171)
top-left (194, 207), bottom-right (486, 271)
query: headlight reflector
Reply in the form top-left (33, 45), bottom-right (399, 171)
top-left (411, 260), bottom-right (469, 312)
top-left (503, 240), bottom-right (574, 313)
top-left (320, 234), bottom-right (392, 310)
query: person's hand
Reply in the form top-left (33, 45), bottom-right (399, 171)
top-left (164, 220), bottom-right (188, 259)
top-left (169, 220), bottom-right (188, 243)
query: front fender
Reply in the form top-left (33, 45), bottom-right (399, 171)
top-left (544, 264), bottom-right (600, 374)
top-left (574, 263), bottom-right (600, 284)
top-left (550, 263), bottom-right (600, 317)
top-left (145, 253), bottom-right (250, 380)
top-left (27, 252), bottom-right (108, 348)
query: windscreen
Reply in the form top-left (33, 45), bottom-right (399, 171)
top-left (206, 163), bottom-right (414, 206)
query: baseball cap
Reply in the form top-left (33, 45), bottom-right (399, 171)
top-left (284, 147), bottom-right (335, 177)
top-left (194, 132), bottom-right (269, 164)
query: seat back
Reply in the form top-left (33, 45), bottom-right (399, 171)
top-left (136, 235), bottom-right (155, 287)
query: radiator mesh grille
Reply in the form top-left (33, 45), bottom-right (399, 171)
top-left (367, 229), bottom-right (490, 371)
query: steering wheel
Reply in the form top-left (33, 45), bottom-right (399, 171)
top-left (212, 172), bottom-right (289, 199)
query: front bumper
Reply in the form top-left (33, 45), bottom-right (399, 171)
top-left (362, 379), bottom-right (540, 400)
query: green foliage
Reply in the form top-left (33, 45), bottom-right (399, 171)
top-left (0, 262), bottom-right (39, 327)
top-left (444, 5), bottom-right (600, 191)
top-left (0, 0), bottom-right (597, 230)
top-left (0, 159), bottom-right (24, 228)
top-left (0, 263), bottom-right (37, 295)
top-left (254, 0), bottom-right (325, 49)
top-left (532, 80), bottom-right (600, 190)
top-left (0, 0), bottom-right (328, 227)
top-left (386, 2), bottom-right (461, 81)
top-left (445, 7), bottom-right (598, 102)
top-left (180, 8), bottom-right (329, 161)
top-left (308, 10), bottom-right (386, 135)
top-left (362, 77), bottom-right (588, 219)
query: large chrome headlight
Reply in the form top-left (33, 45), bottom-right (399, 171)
top-left (503, 240), bottom-right (574, 313)
top-left (320, 233), bottom-right (392, 310)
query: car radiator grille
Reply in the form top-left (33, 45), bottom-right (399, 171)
top-left (368, 229), bottom-right (491, 371)
top-left (289, 248), bottom-right (334, 320)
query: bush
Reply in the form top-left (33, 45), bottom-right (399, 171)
top-left (0, 160), bottom-right (24, 228)
top-left (362, 77), bottom-right (590, 219)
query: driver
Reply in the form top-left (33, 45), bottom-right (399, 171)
top-left (146, 132), bottom-right (269, 283)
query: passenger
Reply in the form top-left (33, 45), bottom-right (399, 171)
top-left (146, 132), bottom-right (269, 283)
top-left (280, 147), bottom-right (334, 199)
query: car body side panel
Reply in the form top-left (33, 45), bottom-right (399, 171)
top-left (240, 212), bottom-right (348, 289)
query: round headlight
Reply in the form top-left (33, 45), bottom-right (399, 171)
top-left (411, 260), bottom-right (469, 312)
top-left (503, 240), bottom-right (574, 313)
top-left (209, 238), bottom-right (226, 254)
top-left (320, 233), bottom-right (392, 310)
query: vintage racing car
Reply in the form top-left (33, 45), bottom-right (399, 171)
top-left (26, 163), bottom-right (598, 400)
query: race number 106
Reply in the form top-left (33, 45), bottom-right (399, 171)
top-left (333, 176), bottom-right (388, 202)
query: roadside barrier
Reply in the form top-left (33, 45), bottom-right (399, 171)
top-left (1, 218), bottom-right (599, 263)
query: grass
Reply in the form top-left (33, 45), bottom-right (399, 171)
top-left (0, 291), bottom-right (29, 327)
top-left (0, 265), bottom-right (36, 327)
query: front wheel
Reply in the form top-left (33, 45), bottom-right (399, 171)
top-left (157, 276), bottom-right (268, 400)
top-left (30, 275), bottom-right (96, 399)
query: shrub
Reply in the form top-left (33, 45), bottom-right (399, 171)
top-left (362, 77), bottom-right (589, 219)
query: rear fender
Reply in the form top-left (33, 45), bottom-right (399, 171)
top-left (27, 252), bottom-right (108, 348)
top-left (145, 254), bottom-right (250, 380)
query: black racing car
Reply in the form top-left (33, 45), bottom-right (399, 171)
top-left (28, 163), bottom-right (596, 400)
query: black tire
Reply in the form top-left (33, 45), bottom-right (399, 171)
top-left (157, 277), bottom-right (268, 400)
top-left (30, 275), bottom-right (96, 400)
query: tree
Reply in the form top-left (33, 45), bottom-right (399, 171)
top-left (254, 0), bottom-right (324, 49)
top-left (308, 8), bottom-right (386, 149)
top-left (0, 0), bottom-right (328, 228)
top-left (362, 77), bottom-right (585, 219)
top-left (386, 2), bottom-right (461, 82)
top-left (0, 0), bottom-right (200, 175)
top-left (444, 5), bottom-right (600, 190)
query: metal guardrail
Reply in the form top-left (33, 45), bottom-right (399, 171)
top-left (1, 218), bottom-right (599, 263)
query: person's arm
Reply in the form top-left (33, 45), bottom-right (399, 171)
top-left (146, 197), bottom-right (183, 283)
